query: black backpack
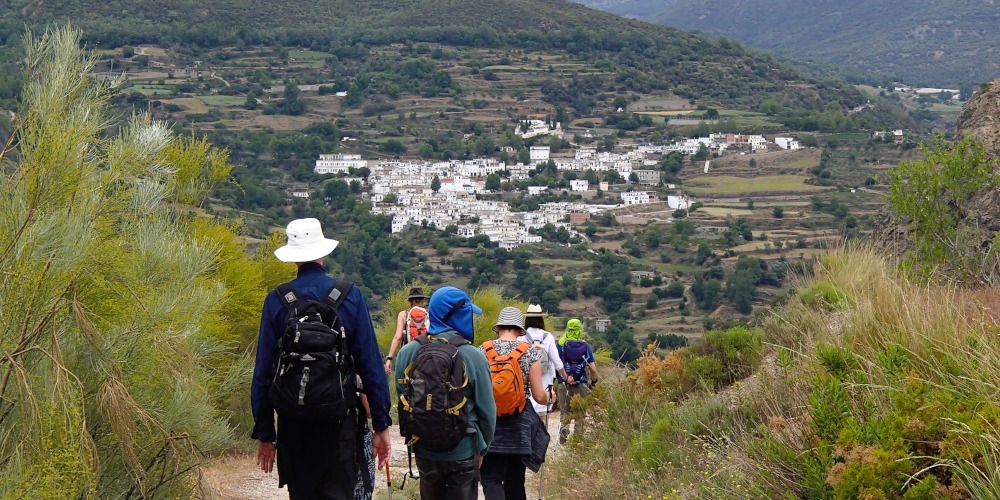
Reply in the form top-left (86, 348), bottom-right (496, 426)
top-left (398, 334), bottom-right (473, 453)
top-left (268, 280), bottom-right (357, 423)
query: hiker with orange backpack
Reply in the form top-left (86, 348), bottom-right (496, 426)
top-left (384, 287), bottom-right (430, 375)
top-left (479, 307), bottom-right (551, 500)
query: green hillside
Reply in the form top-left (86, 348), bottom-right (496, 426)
top-left (7, 0), bottom-right (685, 40)
top-left (0, 0), bottom-right (902, 117)
top-left (572, 0), bottom-right (1000, 86)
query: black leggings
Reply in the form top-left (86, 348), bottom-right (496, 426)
top-left (480, 453), bottom-right (527, 500)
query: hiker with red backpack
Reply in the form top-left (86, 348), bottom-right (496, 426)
top-left (479, 307), bottom-right (551, 500)
top-left (556, 319), bottom-right (599, 444)
top-left (384, 287), bottom-right (430, 375)
top-left (393, 286), bottom-right (496, 500)
top-left (250, 218), bottom-right (392, 500)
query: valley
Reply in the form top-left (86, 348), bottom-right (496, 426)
top-left (73, 37), bottom-right (932, 364)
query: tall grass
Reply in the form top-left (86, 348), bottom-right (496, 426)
top-left (0, 26), bottom-right (291, 498)
top-left (551, 245), bottom-right (1000, 499)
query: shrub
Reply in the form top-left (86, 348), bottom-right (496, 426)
top-left (798, 282), bottom-right (852, 311)
top-left (701, 326), bottom-right (764, 384)
top-left (666, 280), bottom-right (686, 298)
top-left (362, 101), bottom-right (396, 117)
top-left (887, 134), bottom-right (999, 284)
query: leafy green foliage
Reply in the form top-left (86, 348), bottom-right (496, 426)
top-left (887, 134), bottom-right (999, 283)
top-left (0, 26), bottom-right (293, 498)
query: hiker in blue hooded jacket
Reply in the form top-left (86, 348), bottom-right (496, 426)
top-left (251, 218), bottom-right (392, 499)
top-left (393, 286), bottom-right (496, 500)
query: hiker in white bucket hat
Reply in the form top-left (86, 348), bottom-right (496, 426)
top-left (251, 218), bottom-right (392, 500)
top-left (273, 218), bottom-right (340, 263)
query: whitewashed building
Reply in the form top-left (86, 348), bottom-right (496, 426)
top-left (570, 179), bottom-right (589, 192)
top-left (530, 146), bottom-right (551, 162)
top-left (314, 154), bottom-right (368, 174)
top-left (621, 191), bottom-right (659, 206)
top-left (391, 216), bottom-right (410, 234)
top-left (516, 120), bottom-right (563, 139)
top-left (775, 137), bottom-right (802, 150)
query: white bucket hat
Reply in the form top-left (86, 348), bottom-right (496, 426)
top-left (273, 218), bottom-right (339, 263)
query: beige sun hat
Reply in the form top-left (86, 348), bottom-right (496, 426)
top-left (524, 304), bottom-right (547, 318)
top-left (273, 218), bottom-right (340, 263)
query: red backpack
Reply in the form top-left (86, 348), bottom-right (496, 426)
top-left (404, 307), bottom-right (428, 342)
top-left (482, 340), bottom-right (529, 418)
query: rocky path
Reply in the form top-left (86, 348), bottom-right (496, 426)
top-left (201, 411), bottom-right (564, 500)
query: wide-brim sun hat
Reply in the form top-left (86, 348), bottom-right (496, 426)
top-left (493, 306), bottom-right (525, 332)
top-left (524, 304), bottom-right (547, 318)
top-left (274, 218), bottom-right (340, 263)
top-left (406, 287), bottom-right (430, 300)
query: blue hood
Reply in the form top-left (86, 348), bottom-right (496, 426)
top-left (428, 286), bottom-right (483, 342)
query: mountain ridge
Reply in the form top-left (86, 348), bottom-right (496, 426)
top-left (569, 0), bottom-right (1000, 86)
top-left (5, 0), bottom-right (687, 40)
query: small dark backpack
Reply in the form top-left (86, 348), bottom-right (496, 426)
top-left (563, 339), bottom-right (589, 382)
top-left (268, 280), bottom-right (357, 423)
top-left (398, 334), bottom-right (472, 453)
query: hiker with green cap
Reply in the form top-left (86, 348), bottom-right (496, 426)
top-left (556, 319), bottom-right (598, 444)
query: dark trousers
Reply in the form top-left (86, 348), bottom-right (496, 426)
top-left (416, 457), bottom-right (477, 500)
top-left (286, 460), bottom-right (356, 500)
top-left (278, 415), bottom-right (357, 500)
top-left (480, 453), bottom-right (527, 500)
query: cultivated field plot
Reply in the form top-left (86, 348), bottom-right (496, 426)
top-left (196, 95), bottom-right (248, 106)
top-left (684, 175), bottom-right (829, 195)
top-left (696, 206), bottom-right (755, 217)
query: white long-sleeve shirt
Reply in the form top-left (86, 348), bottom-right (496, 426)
top-left (519, 327), bottom-right (563, 387)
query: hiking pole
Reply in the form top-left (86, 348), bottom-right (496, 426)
top-left (539, 394), bottom-right (554, 500)
top-left (387, 465), bottom-right (393, 500)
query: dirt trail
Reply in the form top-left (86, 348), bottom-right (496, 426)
top-left (202, 412), bottom-right (564, 499)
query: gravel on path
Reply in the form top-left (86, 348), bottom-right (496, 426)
top-left (201, 411), bottom-right (565, 500)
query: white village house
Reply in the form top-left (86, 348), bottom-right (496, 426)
top-left (314, 154), bottom-right (369, 174)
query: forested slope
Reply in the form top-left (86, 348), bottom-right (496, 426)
top-left (6, 0), bottom-right (688, 43)
top-left (0, 0), bottom-right (892, 115)
top-left (600, 0), bottom-right (1000, 86)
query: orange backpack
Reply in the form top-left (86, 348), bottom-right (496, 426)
top-left (482, 340), bottom-right (529, 418)
top-left (405, 307), bottom-right (428, 342)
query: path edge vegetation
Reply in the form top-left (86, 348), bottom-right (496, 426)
top-left (547, 134), bottom-right (1000, 499)
top-left (0, 25), bottom-right (295, 498)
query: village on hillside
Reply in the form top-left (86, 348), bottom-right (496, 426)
top-left (309, 130), bottom-right (809, 250)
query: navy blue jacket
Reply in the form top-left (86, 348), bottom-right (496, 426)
top-left (251, 263), bottom-right (391, 442)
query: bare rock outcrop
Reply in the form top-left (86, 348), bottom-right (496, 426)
top-left (958, 80), bottom-right (1000, 157)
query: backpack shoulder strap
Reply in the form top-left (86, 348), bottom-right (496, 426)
top-left (449, 335), bottom-right (470, 348)
top-left (322, 280), bottom-right (354, 310)
top-left (511, 342), bottom-right (530, 360)
top-left (275, 282), bottom-right (304, 314)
